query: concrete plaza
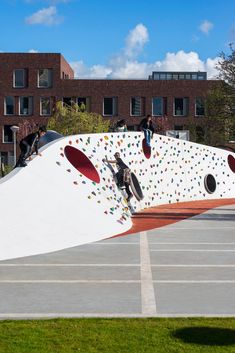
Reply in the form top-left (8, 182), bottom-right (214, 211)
top-left (0, 204), bottom-right (235, 319)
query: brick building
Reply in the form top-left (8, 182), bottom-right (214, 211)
top-left (0, 52), bottom-right (217, 165)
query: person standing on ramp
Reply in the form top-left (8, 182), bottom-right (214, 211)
top-left (15, 126), bottom-right (47, 168)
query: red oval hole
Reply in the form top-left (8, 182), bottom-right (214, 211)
top-left (64, 145), bottom-right (100, 183)
top-left (228, 154), bottom-right (235, 173)
top-left (142, 139), bottom-right (151, 159)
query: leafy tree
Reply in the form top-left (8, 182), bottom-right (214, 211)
top-left (48, 101), bottom-right (110, 135)
top-left (187, 45), bottom-right (235, 146)
top-left (203, 83), bottom-right (235, 145)
top-left (215, 44), bottom-right (235, 142)
top-left (217, 44), bottom-right (235, 89)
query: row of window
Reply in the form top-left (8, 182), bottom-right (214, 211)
top-left (2, 96), bottom-right (205, 117)
top-left (4, 96), bottom-right (51, 116)
top-left (103, 97), bottom-right (205, 117)
top-left (12, 69), bottom-right (53, 88)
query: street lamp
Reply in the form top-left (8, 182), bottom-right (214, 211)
top-left (10, 125), bottom-right (19, 166)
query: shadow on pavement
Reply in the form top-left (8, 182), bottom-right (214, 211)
top-left (172, 327), bottom-right (235, 346)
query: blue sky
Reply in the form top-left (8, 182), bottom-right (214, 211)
top-left (0, 0), bottom-right (235, 78)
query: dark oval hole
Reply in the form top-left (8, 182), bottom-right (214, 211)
top-left (228, 154), bottom-right (235, 173)
top-left (204, 174), bottom-right (216, 194)
top-left (130, 172), bottom-right (144, 201)
top-left (142, 139), bottom-right (151, 159)
top-left (64, 145), bottom-right (100, 183)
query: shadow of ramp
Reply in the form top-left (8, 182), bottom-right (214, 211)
top-left (172, 327), bottom-right (235, 346)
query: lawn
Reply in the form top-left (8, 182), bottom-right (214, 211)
top-left (0, 318), bottom-right (235, 353)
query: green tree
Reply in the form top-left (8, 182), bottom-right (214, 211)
top-left (203, 83), bottom-right (235, 145)
top-left (215, 44), bottom-right (235, 142)
top-left (187, 45), bottom-right (235, 146)
top-left (48, 101), bottom-right (110, 135)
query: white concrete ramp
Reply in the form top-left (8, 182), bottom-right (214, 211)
top-left (0, 132), bottom-right (234, 261)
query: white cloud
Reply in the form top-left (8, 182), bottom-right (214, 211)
top-left (124, 23), bottom-right (149, 58)
top-left (28, 49), bottom-right (39, 53)
top-left (25, 6), bottom-right (63, 25)
top-left (70, 50), bottom-right (219, 80)
top-left (70, 23), bottom-right (219, 80)
top-left (199, 20), bottom-right (214, 35)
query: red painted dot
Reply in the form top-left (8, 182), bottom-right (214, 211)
top-left (64, 145), bottom-right (100, 183)
top-left (228, 154), bottom-right (235, 173)
top-left (142, 139), bottom-right (151, 159)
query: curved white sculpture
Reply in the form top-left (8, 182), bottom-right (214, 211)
top-left (0, 132), bottom-right (234, 261)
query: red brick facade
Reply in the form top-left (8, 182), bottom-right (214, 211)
top-left (0, 53), bottom-right (218, 165)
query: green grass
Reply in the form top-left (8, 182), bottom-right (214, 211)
top-left (0, 318), bottom-right (235, 353)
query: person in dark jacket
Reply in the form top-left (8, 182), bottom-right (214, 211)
top-left (139, 115), bottom-right (155, 147)
top-left (105, 152), bottom-right (133, 202)
top-left (15, 126), bottom-right (47, 168)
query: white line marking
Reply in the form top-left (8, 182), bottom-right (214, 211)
top-left (1, 313), bottom-right (235, 318)
top-left (153, 227), bottom-right (235, 230)
top-left (151, 265), bottom-right (235, 267)
top-left (152, 280), bottom-right (235, 283)
top-left (91, 242), bottom-right (139, 245)
top-left (151, 249), bottom-right (235, 252)
top-left (0, 280), bottom-right (140, 284)
top-left (0, 264), bottom-right (140, 267)
top-left (0, 280), bottom-right (234, 284)
top-left (148, 242), bottom-right (235, 245)
top-left (140, 231), bottom-right (157, 315)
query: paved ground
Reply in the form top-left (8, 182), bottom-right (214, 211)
top-left (0, 204), bottom-right (235, 319)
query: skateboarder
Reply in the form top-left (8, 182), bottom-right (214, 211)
top-left (105, 152), bottom-right (133, 202)
top-left (15, 126), bottom-right (47, 168)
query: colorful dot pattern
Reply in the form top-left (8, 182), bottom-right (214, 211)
top-left (55, 132), bottom-right (235, 228)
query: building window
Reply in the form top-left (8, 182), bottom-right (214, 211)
top-left (152, 97), bottom-right (163, 116)
top-left (103, 97), bottom-right (118, 116)
top-left (13, 69), bottom-right (27, 88)
top-left (19, 97), bottom-right (33, 115)
top-left (131, 97), bottom-right (142, 116)
top-left (3, 125), bottom-right (13, 143)
top-left (195, 97), bottom-right (205, 116)
top-left (63, 97), bottom-right (75, 106)
top-left (40, 97), bottom-right (51, 116)
top-left (174, 98), bottom-right (189, 116)
top-left (38, 69), bottom-right (52, 88)
top-left (4, 96), bottom-right (14, 115)
top-left (77, 97), bottom-right (90, 111)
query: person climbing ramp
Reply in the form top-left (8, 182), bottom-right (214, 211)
top-left (15, 126), bottom-right (47, 168)
top-left (139, 115), bottom-right (155, 147)
top-left (104, 152), bottom-right (133, 202)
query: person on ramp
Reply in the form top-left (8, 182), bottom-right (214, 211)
top-left (15, 126), bottom-right (47, 168)
top-left (105, 152), bottom-right (133, 202)
top-left (139, 114), bottom-right (155, 147)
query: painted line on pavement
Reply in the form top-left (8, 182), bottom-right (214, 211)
top-left (151, 264), bottom-right (235, 267)
top-left (140, 231), bottom-right (157, 315)
top-left (0, 264), bottom-right (140, 267)
top-left (152, 280), bottom-right (235, 283)
top-left (150, 249), bottom-right (235, 252)
top-left (1, 313), bottom-right (235, 319)
top-left (0, 280), bottom-right (235, 284)
top-left (148, 242), bottom-right (235, 245)
top-left (0, 280), bottom-right (140, 283)
top-left (153, 227), bottom-right (235, 230)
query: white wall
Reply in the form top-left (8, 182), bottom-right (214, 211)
top-left (0, 132), bottom-right (234, 260)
